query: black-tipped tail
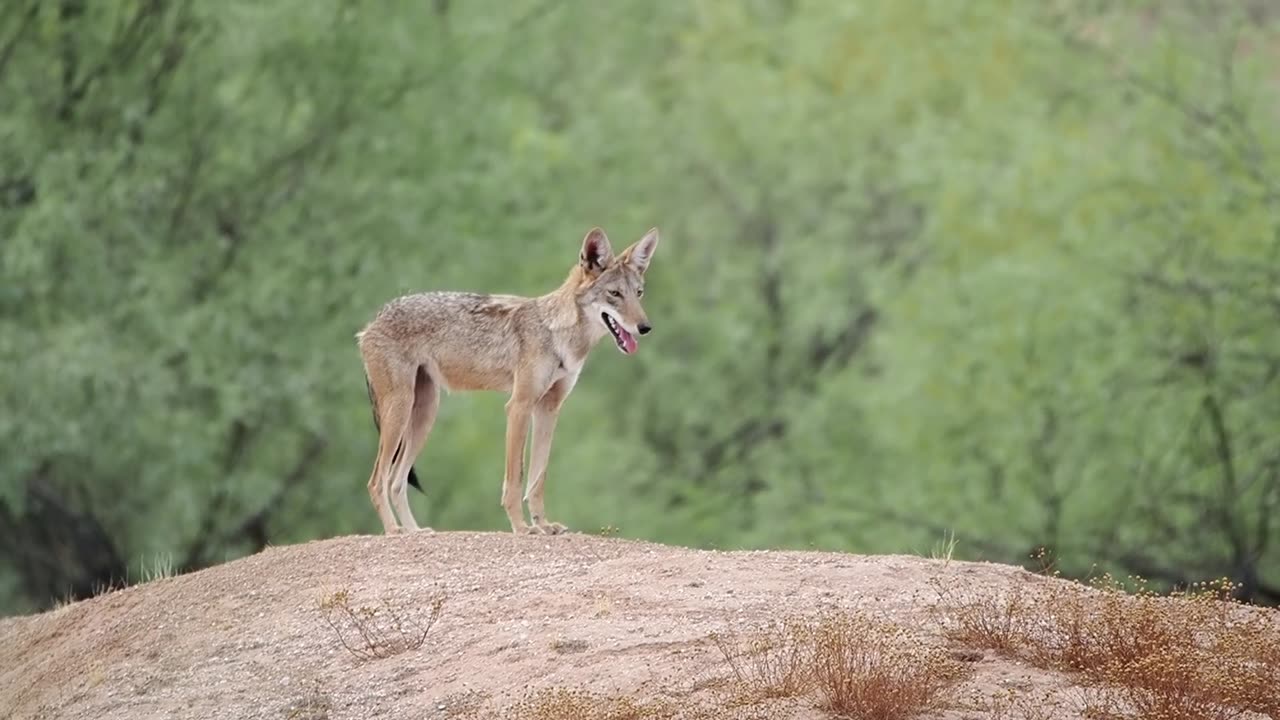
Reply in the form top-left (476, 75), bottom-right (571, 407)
top-left (366, 373), bottom-right (424, 494)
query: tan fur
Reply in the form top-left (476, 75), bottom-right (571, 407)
top-left (356, 227), bottom-right (660, 535)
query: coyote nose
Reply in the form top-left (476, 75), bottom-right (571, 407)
top-left (638, 323), bottom-right (652, 335)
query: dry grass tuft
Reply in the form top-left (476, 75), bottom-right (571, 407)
top-left (929, 529), bottom-right (959, 565)
top-left (436, 689), bottom-right (491, 718)
top-left (495, 686), bottom-right (792, 720)
top-left (550, 637), bottom-right (590, 654)
top-left (936, 573), bottom-right (1280, 719)
top-left (711, 609), bottom-right (970, 719)
top-left (500, 688), bottom-right (677, 720)
top-left (282, 678), bottom-right (331, 720)
top-left (317, 588), bottom-right (445, 662)
top-left (981, 688), bottom-right (1064, 720)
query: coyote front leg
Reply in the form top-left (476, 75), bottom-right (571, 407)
top-left (501, 372), bottom-right (549, 534)
top-left (525, 376), bottom-right (576, 534)
top-left (501, 402), bottom-right (534, 534)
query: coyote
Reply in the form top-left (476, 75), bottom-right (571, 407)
top-left (356, 226), bottom-right (660, 535)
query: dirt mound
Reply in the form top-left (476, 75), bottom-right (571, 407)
top-left (1, 532), bottom-right (1088, 719)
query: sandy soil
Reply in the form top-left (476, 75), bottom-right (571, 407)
top-left (1, 531), bottom-right (1088, 720)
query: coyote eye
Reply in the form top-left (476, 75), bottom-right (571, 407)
top-left (637, 287), bottom-right (644, 297)
top-left (608, 290), bottom-right (622, 299)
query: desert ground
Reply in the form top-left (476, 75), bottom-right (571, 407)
top-left (1, 531), bottom-right (1274, 720)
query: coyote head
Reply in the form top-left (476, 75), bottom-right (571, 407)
top-left (576, 227), bottom-right (659, 355)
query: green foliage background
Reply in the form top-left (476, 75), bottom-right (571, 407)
top-left (4, 0), bottom-right (1280, 613)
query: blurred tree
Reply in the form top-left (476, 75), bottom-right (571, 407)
top-left (867, 1), bottom-right (1280, 601)
top-left (0, 0), bottom-right (446, 607)
top-left (2, 0), bottom-right (1279, 613)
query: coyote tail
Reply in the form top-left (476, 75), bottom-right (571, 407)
top-left (365, 373), bottom-right (422, 492)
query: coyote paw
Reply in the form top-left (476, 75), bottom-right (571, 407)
top-left (537, 521), bottom-right (569, 535)
top-left (415, 526), bottom-right (436, 534)
top-left (386, 526), bottom-right (409, 536)
top-left (514, 525), bottom-right (546, 535)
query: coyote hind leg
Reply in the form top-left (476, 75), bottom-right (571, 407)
top-left (365, 362), bottom-right (414, 535)
top-left (388, 366), bottom-right (439, 532)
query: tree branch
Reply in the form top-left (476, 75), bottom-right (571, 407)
top-left (0, 1), bottom-right (39, 82)
top-left (179, 419), bottom-right (255, 571)
top-left (0, 461), bottom-right (128, 607)
top-left (220, 433), bottom-right (327, 553)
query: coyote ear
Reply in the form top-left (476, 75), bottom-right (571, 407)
top-left (579, 227), bottom-right (614, 275)
top-left (620, 227), bottom-right (659, 275)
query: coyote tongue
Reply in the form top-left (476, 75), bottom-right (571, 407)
top-left (617, 326), bottom-right (637, 354)
top-left (602, 313), bottom-right (638, 355)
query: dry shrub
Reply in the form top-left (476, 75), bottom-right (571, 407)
top-left (1022, 576), bottom-right (1201, 672)
top-left (930, 576), bottom-right (1034, 652)
top-left (712, 610), bottom-right (970, 719)
top-left (1077, 650), bottom-right (1256, 720)
top-left (317, 588), bottom-right (444, 661)
top-left (1079, 619), bottom-right (1280, 720)
top-left (710, 616), bottom-right (815, 700)
top-left (500, 688), bottom-right (677, 720)
top-left (1032, 576), bottom-right (1278, 717)
top-left (809, 611), bottom-right (968, 720)
top-left (939, 573), bottom-right (1280, 719)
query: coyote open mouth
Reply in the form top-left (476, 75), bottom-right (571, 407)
top-left (601, 312), bottom-right (637, 355)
